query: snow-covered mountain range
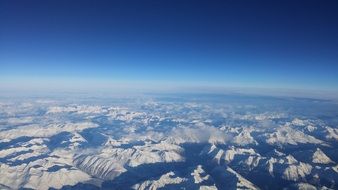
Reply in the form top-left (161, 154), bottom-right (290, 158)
top-left (0, 94), bottom-right (338, 189)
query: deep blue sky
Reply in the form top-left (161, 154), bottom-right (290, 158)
top-left (1, 0), bottom-right (338, 92)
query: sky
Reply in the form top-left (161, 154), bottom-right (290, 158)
top-left (1, 0), bottom-right (338, 95)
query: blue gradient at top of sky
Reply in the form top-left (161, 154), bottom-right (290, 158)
top-left (1, 0), bottom-right (338, 91)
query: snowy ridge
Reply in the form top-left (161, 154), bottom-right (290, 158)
top-left (74, 141), bottom-right (184, 180)
top-left (312, 148), bottom-right (334, 164)
top-left (265, 126), bottom-right (324, 146)
top-left (0, 122), bottom-right (98, 140)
